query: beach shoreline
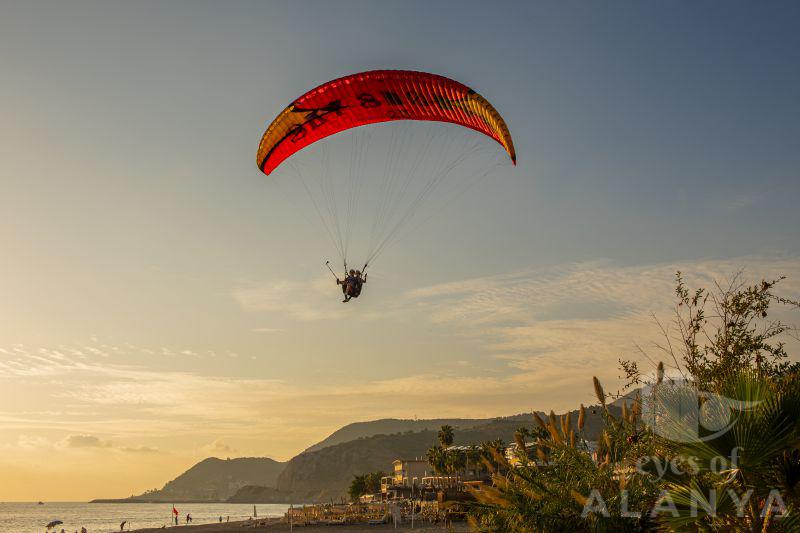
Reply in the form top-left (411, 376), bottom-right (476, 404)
top-left (131, 518), bottom-right (469, 532)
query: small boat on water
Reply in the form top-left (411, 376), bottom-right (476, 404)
top-left (37, 501), bottom-right (44, 505)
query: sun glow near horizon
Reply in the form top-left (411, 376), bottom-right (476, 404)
top-left (2, 256), bottom-right (799, 501)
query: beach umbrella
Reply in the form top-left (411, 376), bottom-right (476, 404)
top-left (46, 520), bottom-right (63, 529)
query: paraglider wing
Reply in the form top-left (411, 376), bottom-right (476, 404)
top-left (257, 70), bottom-right (515, 176)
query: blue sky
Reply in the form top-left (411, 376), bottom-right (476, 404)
top-left (1, 0), bottom-right (799, 500)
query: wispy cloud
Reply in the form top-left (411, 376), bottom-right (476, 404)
top-left (61, 434), bottom-right (113, 449)
top-left (232, 275), bottom-right (352, 321)
top-left (203, 438), bottom-right (237, 455)
top-left (120, 445), bottom-right (159, 454)
top-left (4, 433), bottom-right (160, 455)
top-left (723, 187), bottom-right (773, 210)
top-left (2, 254), bottom-right (798, 467)
top-left (405, 254), bottom-right (800, 371)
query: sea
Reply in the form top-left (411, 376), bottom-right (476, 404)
top-left (0, 502), bottom-right (292, 533)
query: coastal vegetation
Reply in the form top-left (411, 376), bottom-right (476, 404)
top-left (467, 273), bottom-right (800, 531)
top-left (348, 471), bottom-right (387, 502)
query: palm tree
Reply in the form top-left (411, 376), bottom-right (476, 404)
top-left (445, 449), bottom-right (466, 477)
top-left (655, 370), bottom-right (800, 531)
top-left (514, 427), bottom-right (531, 463)
top-left (426, 445), bottom-right (446, 475)
top-left (479, 439), bottom-right (506, 475)
top-left (438, 425), bottom-right (454, 447)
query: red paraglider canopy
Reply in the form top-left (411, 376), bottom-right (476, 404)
top-left (257, 70), bottom-right (515, 175)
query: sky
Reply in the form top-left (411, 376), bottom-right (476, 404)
top-left (1, 0), bottom-right (799, 501)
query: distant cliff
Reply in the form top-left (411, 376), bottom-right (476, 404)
top-left (92, 457), bottom-right (285, 503)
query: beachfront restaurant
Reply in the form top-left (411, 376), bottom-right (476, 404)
top-left (380, 458), bottom-right (430, 499)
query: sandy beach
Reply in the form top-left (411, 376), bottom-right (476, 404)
top-left (132, 518), bottom-right (470, 532)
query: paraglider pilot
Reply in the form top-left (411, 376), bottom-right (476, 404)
top-left (337, 269), bottom-right (366, 302)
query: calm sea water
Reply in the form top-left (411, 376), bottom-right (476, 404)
top-left (0, 502), bottom-right (291, 533)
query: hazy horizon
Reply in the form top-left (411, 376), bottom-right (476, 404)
top-left (2, 1), bottom-right (799, 501)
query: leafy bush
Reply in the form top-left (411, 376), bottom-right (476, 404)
top-left (468, 272), bottom-right (800, 532)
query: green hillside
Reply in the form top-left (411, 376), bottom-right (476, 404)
top-left (302, 417), bottom-right (503, 453)
top-left (94, 457), bottom-right (286, 502)
top-left (256, 406), bottom-right (616, 502)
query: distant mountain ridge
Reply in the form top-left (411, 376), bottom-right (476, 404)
top-left (92, 457), bottom-right (285, 503)
top-left (94, 402), bottom-right (626, 504)
top-left (302, 417), bottom-right (511, 453)
top-left (271, 407), bottom-right (615, 502)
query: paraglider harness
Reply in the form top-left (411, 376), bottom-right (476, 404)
top-left (327, 261), bottom-right (367, 301)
